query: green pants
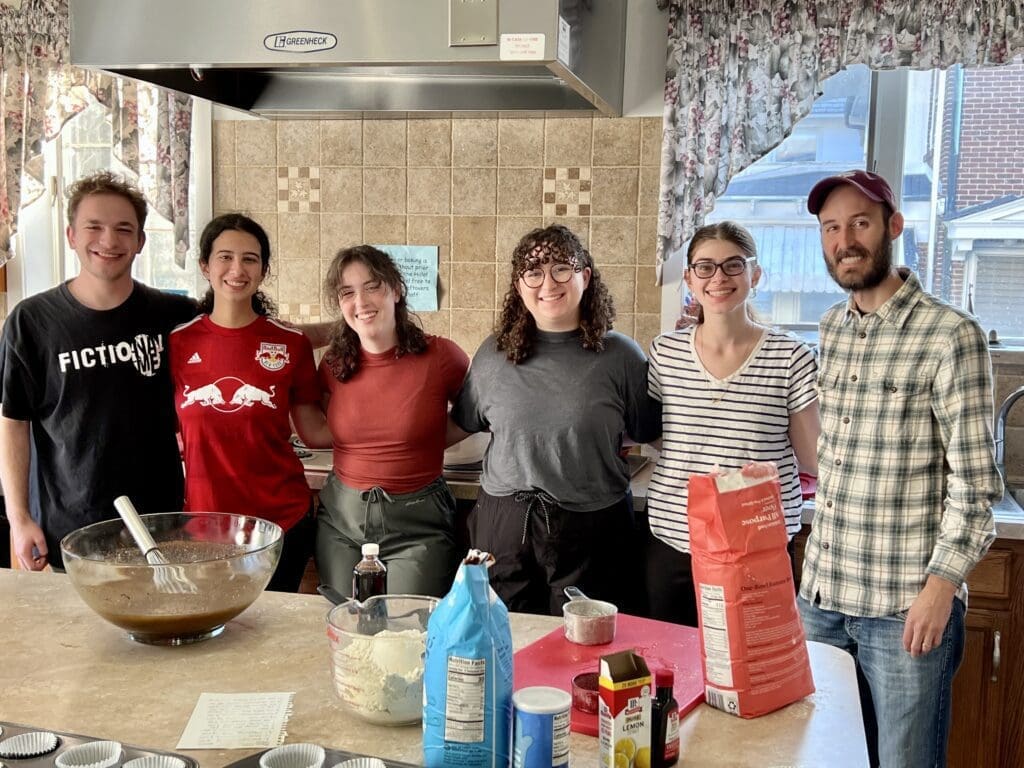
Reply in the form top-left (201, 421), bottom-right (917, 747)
top-left (315, 474), bottom-right (460, 599)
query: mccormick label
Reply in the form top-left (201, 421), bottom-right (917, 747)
top-left (598, 650), bottom-right (651, 768)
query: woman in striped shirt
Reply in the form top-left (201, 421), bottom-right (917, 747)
top-left (645, 221), bottom-right (820, 625)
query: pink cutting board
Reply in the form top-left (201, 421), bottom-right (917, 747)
top-left (513, 614), bottom-right (705, 736)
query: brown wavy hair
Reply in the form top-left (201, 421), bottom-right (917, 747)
top-left (66, 170), bottom-right (148, 231)
top-left (322, 245), bottom-right (427, 381)
top-left (196, 213), bottom-right (278, 317)
top-left (495, 225), bottom-right (615, 364)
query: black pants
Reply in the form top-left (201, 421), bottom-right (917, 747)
top-left (645, 530), bottom-right (798, 627)
top-left (469, 488), bottom-right (640, 617)
top-left (266, 505), bottom-right (316, 593)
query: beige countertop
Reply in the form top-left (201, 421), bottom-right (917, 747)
top-left (0, 569), bottom-right (868, 767)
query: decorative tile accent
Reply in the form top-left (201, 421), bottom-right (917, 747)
top-left (543, 167), bottom-right (592, 217)
top-left (277, 303), bottom-right (324, 325)
top-left (277, 166), bottom-right (322, 213)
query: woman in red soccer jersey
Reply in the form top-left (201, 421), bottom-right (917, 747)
top-left (169, 214), bottom-right (330, 592)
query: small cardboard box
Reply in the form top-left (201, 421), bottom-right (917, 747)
top-left (598, 650), bottom-right (652, 768)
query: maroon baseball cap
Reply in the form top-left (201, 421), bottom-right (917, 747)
top-left (807, 170), bottom-right (897, 215)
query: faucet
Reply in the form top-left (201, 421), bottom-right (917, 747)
top-left (995, 385), bottom-right (1024, 479)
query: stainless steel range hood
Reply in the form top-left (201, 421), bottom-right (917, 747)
top-left (69, 0), bottom-right (626, 117)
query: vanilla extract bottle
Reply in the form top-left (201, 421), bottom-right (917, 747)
top-left (352, 542), bottom-right (387, 601)
top-left (651, 668), bottom-right (680, 768)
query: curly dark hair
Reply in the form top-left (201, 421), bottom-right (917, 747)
top-left (322, 245), bottom-right (427, 381)
top-left (495, 225), bottom-right (615, 364)
top-left (196, 213), bottom-right (277, 317)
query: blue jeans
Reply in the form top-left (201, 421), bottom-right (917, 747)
top-left (797, 595), bottom-right (965, 768)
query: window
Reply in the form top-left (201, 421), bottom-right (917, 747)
top-left (9, 96), bottom-right (211, 304)
top-left (690, 58), bottom-right (1024, 340)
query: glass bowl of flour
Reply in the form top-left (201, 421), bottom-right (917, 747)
top-left (326, 594), bottom-right (438, 725)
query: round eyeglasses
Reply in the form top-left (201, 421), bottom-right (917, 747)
top-left (688, 256), bottom-right (754, 279)
top-left (519, 263), bottom-right (580, 289)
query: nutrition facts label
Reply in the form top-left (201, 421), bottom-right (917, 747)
top-left (444, 656), bottom-right (486, 743)
top-left (699, 584), bottom-right (734, 687)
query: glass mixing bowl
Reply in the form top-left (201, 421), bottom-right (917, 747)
top-left (326, 594), bottom-right (438, 725)
top-left (61, 512), bottom-right (283, 645)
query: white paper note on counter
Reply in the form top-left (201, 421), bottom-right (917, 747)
top-left (177, 692), bottom-right (294, 749)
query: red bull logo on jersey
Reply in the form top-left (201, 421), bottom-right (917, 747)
top-left (180, 378), bottom-right (277, 412)
top-left (255, 342), bottom-right (290, 371)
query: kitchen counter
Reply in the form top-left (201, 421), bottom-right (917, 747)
top-left (0, 570), bottom-right (868, 767)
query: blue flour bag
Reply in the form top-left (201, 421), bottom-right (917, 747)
top-left (423, 550), bottom-right (514, 768)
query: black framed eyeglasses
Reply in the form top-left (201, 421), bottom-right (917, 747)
top-left (519, 263), bottom-right (580, 289)
top-left (688, 256), bottom-right (754, 279)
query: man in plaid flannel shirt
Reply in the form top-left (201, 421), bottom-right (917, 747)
top-left (797, 171), bottom-right (1001, 768)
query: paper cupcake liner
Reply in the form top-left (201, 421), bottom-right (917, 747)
top-left (0, 731), bottom-right (59, 759)
top-left (55, 739), bottom-right (122, 768)
top-left (331, 759), bottom-right (388, 768)
top-left (259, 743), bottom-right (327, 768)
top-left (122, 756), bottom-right (188, 768)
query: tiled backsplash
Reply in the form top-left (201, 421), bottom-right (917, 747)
top-left (212, 114), bottom-right (663, 357)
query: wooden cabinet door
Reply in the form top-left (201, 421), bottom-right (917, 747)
top-left (947, 608), bottom-right (1008, 768)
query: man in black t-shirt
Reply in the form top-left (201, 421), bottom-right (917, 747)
top-left (0, 171), bottom-right (197, 570)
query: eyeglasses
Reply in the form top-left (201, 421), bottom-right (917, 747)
top-left (519, 263), bottom-right (580, 289)
top-left (688, 256), bottom-right (754, 279)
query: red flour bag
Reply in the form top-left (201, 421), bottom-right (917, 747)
top-left (687, 462), bottom-right (814, 718)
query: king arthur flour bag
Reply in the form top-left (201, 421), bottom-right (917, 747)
top-left (687, 462), bottom-right (814, 718)
top-left (423, 550), bottom-right (514, 767)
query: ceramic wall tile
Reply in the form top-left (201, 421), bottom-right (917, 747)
top-left (451, 262), bottom-right (496, 310)
top-left (213, 121), bottom-right (235, 165)
top-left (634, 313), bottom-right (662, 354)
top-left (321, 121), bottom-right (362, 165)
top-left (452, 168), bottom-right (496, 215)
top-left (408, 168), bottom-right (452, 215)
top-left (453, 217), bottom-right (497, 262)
top-left (408, 118), bottom-right (452, 167)
top-left (590, 217), bottom-right (638, 265)
top-left (235, 166), bottom-right (279, 212)
top-left (235, 121), bottom-right (276, 166)
top-left (214, 167), bottom-right (235, 211)
top-left (496, 217), bottom-right (543, 260)
top-left (544, 117), bottom-right (592, 167)
top-left (418, 310), bottom-right (452, 339)
top-left (542, 167), bottom-right (591, 218)
top-left (498, 118), bottom-right (544, 167)
top-left (278, 213), bottom-right (320, 261)
top-left (453, 118), bottom-right (498, 167)
top-left (497, 167), bottom-right (543, 216)
top-left (600, 265), bottom-right (637, 318)
top-left (640, 117), bottom-right (662, 167)
top-left (590, 168), bottom-right (638, 216)
top-left (408, 216), bottom-right (452, 257)
top-left (637, 216), bottom-right (659, 266)
top-left (451, 309), bottom-right (496, 356)
top-left (321, 167), bottom-right (363, 213)
top-left (319, 214), bottom-right (363, 260)
top-left (638, 166), bottom-right (660, 216)
top-left (636, 266), bottom-right (661, 314)
top-left (541, 216), bottom-right (591, 249)
top-left (277, 167), bottom-right (321, 214)
top-left (363, 168), bottom-right (406, 215)
top-left (277, 259), bottom-right (321, 304)
top-left (277, 121), bottom-right (320, 167)
top-left (592, 119), bottom-right (640, 167)
top-left (363, 120), bottom-right (407, 167)
top-left (363, 214), bottom-right (407, 244)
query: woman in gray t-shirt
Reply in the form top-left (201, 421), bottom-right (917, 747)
top-left (451, 225), bottom-right (661, 616)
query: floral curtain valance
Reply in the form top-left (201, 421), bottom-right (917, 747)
top-left (1, 0), bottom-right (192, 269)
top-left (653, 0), bottom-right (1024, 281)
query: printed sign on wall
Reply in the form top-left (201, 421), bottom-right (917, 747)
top-left (376, 245), bottom-right (439, 312)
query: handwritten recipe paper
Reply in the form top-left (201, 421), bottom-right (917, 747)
top-left (177, 692), bottom-right (294, 749)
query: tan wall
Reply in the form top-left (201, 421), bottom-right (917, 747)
top-left (211, 115), bottom-right (664, 358)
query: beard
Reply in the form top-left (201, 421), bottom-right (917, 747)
top-left (824, 235), bottom-right (893, 292)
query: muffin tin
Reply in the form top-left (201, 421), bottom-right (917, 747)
top-left (225, 748), bottom-right (417, 768)
top-left (0, 723), bottom-right (197, 768)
